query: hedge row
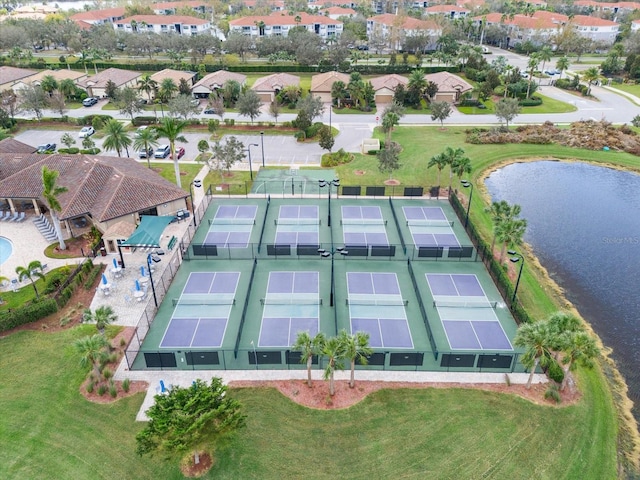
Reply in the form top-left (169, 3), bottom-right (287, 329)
top-left (0, 299), bottom-right (58, 332)
top-left (83, 264), bottom-right (102, 291)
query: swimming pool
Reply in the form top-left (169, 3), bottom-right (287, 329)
top-left (0, 237), bottom-right (13, 266)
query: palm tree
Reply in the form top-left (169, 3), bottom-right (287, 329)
top-left (560, 331), bottom-right (598, 391)
top-left (486, 201), bottom-right (522, 256)
top-left (137, 73), bottom-right (158, 103)
top-left (440, 147), bottom-right (470, 191)
top-left (40, 75), bottom-right (58, 96)
top-left (133, 127), bottom-right (159, 169)
top-left (83, 305), bottom-right (118, 334)
top-left (347, 78), bottom-right (364, 109)
top-left (41, 166), bottom-right (68, 250)
top-left (102, 119), bottom-right (132, 157)
top-left (556, 56), bottom-right (570, 80)
top-left (451, 154), bottom-right (472, 188)
top-left (496, 217), bottom-right (527, 263)
top-left (320, 336), bottom-right (345, 396)
top-left (157, 78), bottom-right (177, 104)
top-left (331, 80), bottom-right (347, 108)
top-left (59, 78), bottom-right (76, 101)
top-left (293, 331), bottom-right (326, 388)
top-left (155, 117), bottom-right (188, 188)
top-left (16, 261), bottom-right (44, 298)
top-left (526, 52), bottom-right (540, 98)
top-left (581, 67), bottom-right (600, 96)
top-left (428, 151), bottom-right (449, 187)
top-left (514, 321), bottom-right (554, 389)
top-left (407, 69), bottom-right (426, 106)
top-left (74, 334), bottom-right (110, 380)
top-left (339, 330), bottom-right (372, 389)
top-left (538, 46), bottom-right (553, 83)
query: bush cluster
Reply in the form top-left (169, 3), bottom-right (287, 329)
top-left (321, 148), bottom-right (353, 167)
top-left (0, 299), bottom-right (58, 332)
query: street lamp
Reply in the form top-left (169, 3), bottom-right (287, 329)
top-left (146, 254), bottom-right (158, 308)
top-left (461, 180), bottom-right (473, 228)
top-left (318, 178), bottom-right (340, 227)
top-left (508, 250), bottom-right (525, 305)
top-left (246, 143), bottom-right (259, 181)
top-left (260, 131), bottom-right (265, 167)
top-left (318, 247), bottom-right (348, 307)
top-left (189, 179), bottom-right (202, 226)
top-left (250, 340), bottom-right (258, 369)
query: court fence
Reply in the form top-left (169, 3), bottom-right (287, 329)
top-left (449, 190), bottom-right (533, 325)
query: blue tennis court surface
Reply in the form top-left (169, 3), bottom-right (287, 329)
top-left (274, 205), bottom-right (319, 245)
top-left (205, 205), bottom-right (257, 247)
top-left (426, 273), bottom-right (512, 351)
top-left (258, 271), bottom-right (320, 347)
top-left (160, 272), bottom-right (240, 348)
top-left (341, 206), bottom-right (389, 246)
top-left (347, 272), bottom-right (413, 348)
top-left (403, 206), bottom-right (459, 248)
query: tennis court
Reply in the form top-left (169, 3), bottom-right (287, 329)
top-left (205, 205), bottom-right (258, 248)
top-left (340, 206), bottom-right (389, 246)
top-left (274, 205), bottom-right (320, 246)
top-left (426, 273), bottom-right (512, 351)
top-left (258, 271), bottom-right (320, 347)
top-left (251, 168), bottom-right (337, 196)
top-left (403, 206), bottom-right (459, 248)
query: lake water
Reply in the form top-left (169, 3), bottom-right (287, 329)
top-left (485, 160), bottom-right (640, 422)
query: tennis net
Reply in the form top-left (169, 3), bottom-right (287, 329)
top-left (172, 296), bottom-right (236, 307)
top-left (406, 220), bottom-right (454, 227)
top-left (261, 297), bottom-right (322, 305)
top-left (433, 300), bottom-right (497, 309)
top-left (346, 298), bottom-right (408, 306)
top-left (274, 218), bottom-right (321, 225)
top-left (341, 219), bottom-right (387, 226)
top-left (209, 218), bottom-right (256, 225)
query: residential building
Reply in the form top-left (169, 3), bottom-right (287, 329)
top-left (114, 15), bottom-right (211, 36)
top-left (370, 74), bottom-right (408, 104)
top-left (366, 14), bottom-right (441, 51)
top-left (251, 73), bottom-right (300, 102)
top-left (153, 1), bottom-right (208, 15)
top-left (150, 69), bottom-right (198, 95)
top-left (632, 19), bottom-right (640, 32)
top-left (475, 12), bottom-right (560, 48)
top-left (424, 71), bottom-right (473, 103)
top-left (78, 68), bottom-right (141, 98)
top-left (310, 71), bottom-right (350, 103)
top-left (13, 69), bottom-right (88, 91)
top-left (574, 1), bottom-right (640, 15)
top-left (0, 66), bottom-right (37, 92)
top-left (570, 15), bottom-right (619, 45)
top-left (191, 70), bottom-right (247, 98)
top-left (425, 5), bottom-right (470, 20)
top-left (228, 12), bottom-right (343, 39)
top-left (70, 7), bottom-right (126, 29)
top-left (240, 0), bottom-right (286, 12)
top-left (320, 6), bottom-right (357, 20)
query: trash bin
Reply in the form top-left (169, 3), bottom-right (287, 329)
top-left (100, 247), bottom-right (106, 257)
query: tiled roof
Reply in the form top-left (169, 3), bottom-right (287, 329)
top-left (424, 71), bottom-right (473, 93)
top-left (571, 14), bottom-right (618, 27)
top-left (322, 6), bottom-right (356, 15)
top-left (103, 220), bottom-right (136, 239)
top-left (230, 12), bottom-right (341, 27)
top-left (70, 7), bottom-right (126, 22)
top-left (150, 68), bottom-right (197, 85)
top-left (154, 1), bottom-right (207, 9)
top-left (192, 70), bottom-right (247, 90)
top-left (370, 74), bottom-right (409, 92)
top-left (116, 14), bottom-right (209, 25)
top-left (367, 14), bottom-right (440, 31)
top-left (79, 68), bottom-right (141, 89)
top-left (0, 138), bottom-right (36, 154)
top-left (426, 5), bottom-right (470, 13)
top-left (478, 12), bottom-right (561, 29)
top-left (251, 73), bottom-right (300, 92)
top-left (310, 71), bottom-right (349, 92)
top-left (0, 66), bottom-right (37, 85)
top-left (27, 69), bottom-right (86, 84)
top-left (0, 154), bottom-right (187, 222)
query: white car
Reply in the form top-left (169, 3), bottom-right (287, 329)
top-left (79, 126), bottom-right (95, 138)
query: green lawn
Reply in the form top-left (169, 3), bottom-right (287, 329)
top-left (0, 326), bottom-right (617, 479)
top-left (148, 162), bottom-right (202, 192)
top-left (457, 94), bottom-right (576, 115)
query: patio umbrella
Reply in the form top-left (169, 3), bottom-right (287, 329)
top-left (140, 265), bottom-right (146, 277)
top-left (102, 274), bottom-right (108, 285)
top-left (135, 279), bottom-right (140, 291)
top-left (112, 258), bottom-right (118, 269)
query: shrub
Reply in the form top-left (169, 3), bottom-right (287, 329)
top-left (554, 78), bottom-right (572, 90)
top-left (459, 98), bottom-right (482, 107)
top-left (207, 119), bottom-right (220, 133)
top-left (59, 315), bottom-right (72, 326)
top-left (102, 367), bottom-right (113, 380)
top-left (294, 131), bottom-right (306, 142)
top-left (78, 114), bottom-right (112, 126)
top-left (0, 299), bottom-right (58, 332)
top-left (43, 267), bottom-right (71, 294)
top-left (547, 358), bottom-right (565, 384)
top-left (321, 148), bottom-right (353, 167)
top-left (632, 115), bottom-right (640, 128)
top-left (519, 97), bottom-right (543, 107)
top-left (97, 384), bottom-right (107, 396)
top-left (304, 122), bottom-right (324, 139)
top-left (544, 383), bottom-right (562, 404)
top-left (91, 116), bottom-right (105, 130)
top-left (80, 148), bottom-right (101, 155)
top-left (122, 378), bottom-right (131, 393)
top-left (58, 147), bottom-right (80, 154)
top-left (109, 380), bottom-right (117, 398)
top-left (132, 116), bottom-right (158, 126)
top-left (86, 381), bottom-right (95, 394)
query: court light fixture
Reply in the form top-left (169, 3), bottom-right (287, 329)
top-left (508, 250), bottom-right (525, 305)
top-left (461, 180), bottom-right (473, 228)
top-left (318, 179), bottom-right (340, 226)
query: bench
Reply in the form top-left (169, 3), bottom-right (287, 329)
top-left (167, 236), bottom-right (177, 251)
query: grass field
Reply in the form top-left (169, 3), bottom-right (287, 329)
top-left (457, 94), bottom-right (576, 115)
top-left (0, 326), bottom-right (617, 479)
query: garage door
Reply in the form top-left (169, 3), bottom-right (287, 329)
top-left (258, 92), bottom-right (272, 102)
top-left (375, 94), bottom-right (394, 104)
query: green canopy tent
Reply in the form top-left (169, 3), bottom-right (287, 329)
top-left (118, 215), bottom-right (175, 268)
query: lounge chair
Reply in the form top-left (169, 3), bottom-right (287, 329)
top-left (9, 211), bottom-right (20, 222)
top-left (16, 212), bottom-right (25, 222)
top-left (0, 211), bottom-right (11, 221)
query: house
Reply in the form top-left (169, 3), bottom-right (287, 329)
top-left (0, 152), bottom-right (188, 252)
top-left (310, 71), bottom-right (350, 103)
top-left (370, 74), bottom-right (408, 104)
top-left (150, 69), bottom-right (198, 94)
top-left (570, 15), bottom-right (619, 46)
top-left (424, 71), bottom-right (473, 103)
top-left (228, 12), bottom-right (343, 39)
top-left (0, 66), bottom-right (37, 92)
top-left (0, 138), bottom-right (36, 155)
top-left (153, 1), bottom-right (208, 15)
top-left (425, 5), bottom-right (470, 19)
top-left (251, 73), bottom-right (300, 102)
top-left (320, 6), bottom-right (357, 20)
top-left (70, 7), bottom-right (126, 29)
top-left (11, 69), bottom-right (87, 92)
top-left (191, 70), bottom-right (247, 98)
top-left (236, 0), bottom-right (286, 12)
top-left (574, 1), bottom-right (640, 14)
top-left (78, 68), bottom-right (141, 98)
top-left (632, 19), bottom-right (640, 32)
top-left (114, 15), bottom-right (211, 36)
top-left (366, 14), bottom-right (441, 51)
top-left (475, 12), bottom-right (561, 48)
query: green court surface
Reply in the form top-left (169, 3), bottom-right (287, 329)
top-left (131, 197), bottom-right (525, 373)
top-left (251, 168), bottom-right (338, 196)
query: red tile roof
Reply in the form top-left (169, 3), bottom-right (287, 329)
top-left (368, 14), bottom-right (440, 31)
top-left (571, 14), bottom-right (618, 27)
top-left (230, 12), bottom-right (341, 26)
top-left (251, 73), bottom-right (300, 92)
top-left (426, 5), bottom-right (470, 13)
top-left (311, 71), bottom-right (350, 92)
top-left (116, 14), bottom-right (209, 25)
top-left (370, 74), bottom-right (408, 92)
top-left (70, 7), bottom-right (126, 22)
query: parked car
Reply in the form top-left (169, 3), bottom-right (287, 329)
top-left (135, 125), bottom-right (150, 137)
top-left (79, 126), bottom-right (95, 138)
top-left (190, 98), bottom-right (200, 106)
top-left (37, 143), bottom-right (56, 153)
top-left (544, 70), bottom-right (557, 76)
top-left (154, 144), bottom-right (170, 158)
top-left (171, 147), bottom-right (185, 159)
top-left (82, 97), bottom-right (98, 107)
top-left (138, 146), bottom-right (154, 158)
top-left (203, 107), bottom-right (217, 114)
top-left (357, 44), bottom-right (369, 51)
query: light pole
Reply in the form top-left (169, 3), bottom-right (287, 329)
top-left (318, 178), bottom-right (339, 227)
top-left (246, 143), bottom-right (259, 181)
top-left (318, 247), bottom-right (348, 307)
top-left (260, 131), bottom-right (265, 167)
top-left (250, 340), bottom-right (258, 369)
top-left (146, 254), bottom-right (158, 307)
top-left (461, 180), bottom-right (473, 228)
top-left (508, 250), bottom-right (525, 304)
top-left (189, 179), bottom-right (202, 226)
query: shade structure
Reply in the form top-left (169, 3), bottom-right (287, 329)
top-left (120, 215), bottom-right (174, 248)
